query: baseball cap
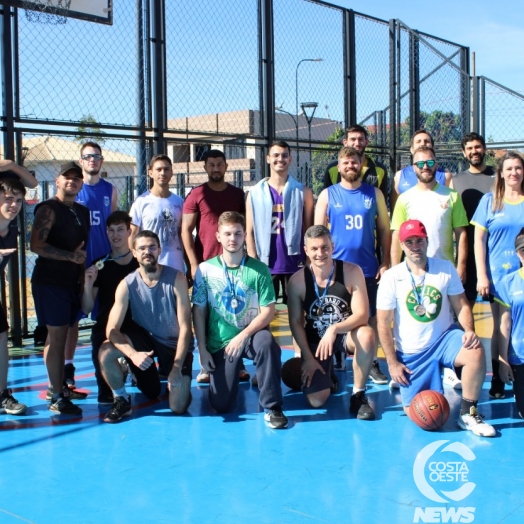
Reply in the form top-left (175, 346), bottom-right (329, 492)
top-left (399, 220), bottom-right (428, 243)
top-left (58, 161), bottom-right (83, 179)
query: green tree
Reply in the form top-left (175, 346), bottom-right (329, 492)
top-left (401, 110), bottom-right (463, 145)
top-left (75, 113), bottom-right (106, 145)
top-left (311, 126), bottom-right (344, 195)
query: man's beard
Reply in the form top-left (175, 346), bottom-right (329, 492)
top-left (415, 169), bottom-right (436, 183)
top-left (341, 170), bottom-right (360, 182)
top-left (469, 153), bottom-right (485, 168)
top-left (142, 260), bottom-right (158, 273)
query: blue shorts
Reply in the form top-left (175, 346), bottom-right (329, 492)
top-left (32, 283), bottom-right (81, 327)
top-left (397, 325), bottom-right (462, 407)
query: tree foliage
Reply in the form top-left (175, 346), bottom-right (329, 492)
top-left (75, 113), bottom-right (106, 145)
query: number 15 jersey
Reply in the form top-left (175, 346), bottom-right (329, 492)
top-left (327, 182), bottom-right (378, 278)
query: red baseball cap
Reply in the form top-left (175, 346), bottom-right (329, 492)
top-left (399, 220), bottom-right (428, 243)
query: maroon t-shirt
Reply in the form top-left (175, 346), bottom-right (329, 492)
top-left (183, 183), bottom-right (246, 262)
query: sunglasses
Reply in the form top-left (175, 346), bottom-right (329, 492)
top-left (81, 154), bottom-right (104, 161)
top-left (414, 160), bottom-right (436, 169)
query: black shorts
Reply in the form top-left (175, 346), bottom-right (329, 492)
top-left (123, 321), bottom-right (193, 399)
top-left (0, 302), bottom-right (8, 333)
top-left (365, 276), bottom-right (378, 317)
top-left (463, 256), bottom-right (478, 302)
top-left (302, 335), bottom-right (346, 395)
top-left (32, 283), bottom-right (81, 327)
top-left (271, 274), bottom-right (293, 304)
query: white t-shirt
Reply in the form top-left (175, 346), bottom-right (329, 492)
top-left (376, 257), bottom-right (464, 354)
top-left (130, 191), bottom-right (184, 272)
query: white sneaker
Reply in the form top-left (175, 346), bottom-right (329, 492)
top-left (458, 406), bottom-right (496, 437)
top-left (389, 379), bottom-right (400, 389)
top-left (443, 368), bottom-right (462, 390)
top-left (196, 369), bottom-right (210, 384)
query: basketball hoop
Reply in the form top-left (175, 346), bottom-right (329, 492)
top-left (22, 0), bottom-right (72, 25)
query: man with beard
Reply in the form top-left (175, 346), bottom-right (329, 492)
top-left (30, 162), bottom-right (90, 415)
top-left (192, 212), bottom-right (287, 429)
top-left (390, 145), bottom-right (468, 389)
top-left (322, 125), bottom-right (388, 197)
top-left (182, 150), bottom-right (248, 384)
top-left (287, 225), bottom-right (376, 419)
top-left (130, 155), bottom-right (184, 272)
top-left (377, 219), bottom-right (495, 437)
top-left (99, 230), bottom-right (193, 423)
top-left (315, 146), bottom-right (390, 382)
top-left (246, 141), bottom-right (314, 304)
top-left (452, 133), bottom-right (495, 308)
top-left (62, 142), bottom-right (118, 391)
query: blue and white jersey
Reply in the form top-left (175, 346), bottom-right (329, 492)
top-left (76, 178), bottom-right (114, 267)
top-left (471, 192), bottom-right (524, 296)
top-left (498, 269), bottom-right (524, 365)
top-left (326, 182), bottom-right (378, 278)
top-left (398, 165), bottom-right (447, 194)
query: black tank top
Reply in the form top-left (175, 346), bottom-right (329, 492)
top-left (304, 259), bottom-right (353, 344)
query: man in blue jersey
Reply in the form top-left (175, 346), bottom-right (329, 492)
top-left (62, 142), bottom-right (118, 390)
top-left (315, 146), bottom-right (390, 384)
top-left (390, 130), bottom-right (452, 212)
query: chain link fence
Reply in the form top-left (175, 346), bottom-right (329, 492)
top-left (1, 1), bottom-right (523, 340)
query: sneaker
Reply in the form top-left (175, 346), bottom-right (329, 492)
top-left (0, 389), bottom-right (27, 415)
top-left (349, 391), bottom-right (375, 420)
top-left (389, 379), bottom-right (400, 389)
top-left (489, 377), bottom-right (505, 399)
top-left (458, 406), bottom-right (496, 437)
top-left (97, 394), bottom-right (114, 406)
top-left (46, 387), bottom-right (87, 401)
top-left (264, 409), bottom-right (288, 429)
top-left (443, 368), bottom-right (462, 390)
top-left (63, 363), bottom-right (76, 389)
top-left (103, 395), bottom-right (132, 423)
top-left (196, 369), bottom-right (210, 384)
top-left (238, 368), bottom-right (251, 383)
top-left (333, 351), bottom-right (346, 371)
top-left (49, 394), bottom-right (82, 415)
top-left (369, 360), bottom-right (388, 384)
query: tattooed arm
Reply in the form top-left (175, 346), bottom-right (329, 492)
top-left (30, 204), bottom-right (86, 264)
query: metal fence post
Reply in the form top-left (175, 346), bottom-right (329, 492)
top-left (409, 30), bottom-right (420, 134)
top-left (343, 9), bottom-right (356, 127)
top-left (389, 19), bottom-right (398, 181)
top-left (471, 76), bottom-right (480, 134)
top-left (460, 46), bottom-right (470, 136)
top-left (151, 0), bottom-right (167, 155)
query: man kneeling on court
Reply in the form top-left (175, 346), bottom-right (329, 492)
top-left (192, 212), bottom-right (287, 429)
top-left (376, 220), bottom-right (495, 437)
top-left (99, 230), bottom-right (193, 423)
top-left (287, 225), bottom-right (376, 419)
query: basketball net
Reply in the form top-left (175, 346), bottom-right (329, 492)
top-left (22, 0), bottom-right (72, 25)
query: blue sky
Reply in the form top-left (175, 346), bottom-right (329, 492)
top-left (336, 0), bottom-right (524, 91)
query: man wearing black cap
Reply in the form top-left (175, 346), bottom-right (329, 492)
top-left (30, 162), bottom-right (90, 415)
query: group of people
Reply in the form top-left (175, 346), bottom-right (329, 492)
top-left (0, 126), bottom-right (522, 438)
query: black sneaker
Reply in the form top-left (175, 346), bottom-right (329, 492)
top-left (46, 387), bottom-right (87, 401)
top-left (349, 391), bottom-right (375, 420)
top-left (104, 396), bottom-right (132, 423)
top-left (489, 377), bottom-right (505, 399)
top-left (369, 360), bottom-right (388, 384)
top-left (49, 394), bottom-right (82, 415)
top-left (98, 394), bottom-right (114, 406)
top-left (264, 409), bottom-right (288, 429)
top-left (0, 389), bottom-right (27, 415)
top-left (63, 363), bottom-right (76, 389)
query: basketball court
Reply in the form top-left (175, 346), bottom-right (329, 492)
top-left (1, 303), bottom-right (524, 523)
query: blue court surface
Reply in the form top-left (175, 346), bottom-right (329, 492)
top-left (2, 307), bottom-right (524, 524)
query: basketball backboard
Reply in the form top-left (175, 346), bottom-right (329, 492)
top-left (0, 0), bottom-right (113, 25)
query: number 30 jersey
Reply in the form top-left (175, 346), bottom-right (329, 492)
top-left (327, 182), bottom-right (378, 278)
top-left (76, 178), bottom-right (114, 267)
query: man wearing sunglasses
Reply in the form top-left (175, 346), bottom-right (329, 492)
top-left (60, 142), bottom-right (118, 392)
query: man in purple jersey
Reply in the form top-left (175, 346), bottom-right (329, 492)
top-left (246, 141), bottom-right (314, 303)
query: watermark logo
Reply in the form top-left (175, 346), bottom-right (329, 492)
top-left (413, 440), bottom-right (476, 523)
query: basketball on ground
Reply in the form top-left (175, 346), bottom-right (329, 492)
top-left (281, 357), bottom-right (302, 391)
top-left (409, 390), bottom-right (450, 431)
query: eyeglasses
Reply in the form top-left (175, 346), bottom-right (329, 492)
top-left (81, 154), bottom-right (103, 161)
top-left (414, 160), bottom-right (436, 169)
top-left (136, 244), bottom-right (159, 253)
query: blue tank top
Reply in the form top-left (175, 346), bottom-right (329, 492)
top-left (125, 266), bottom-right (180, 349)
top-left (76, 178), bottom-right (113, 267)
top-left (398, 165), bottom-right (447, 194)
top-left (327, 183), bottom-right (378, 277)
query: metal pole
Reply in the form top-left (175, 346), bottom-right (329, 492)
top-left (151, 0), bottom-right (167, 156)
top-left (409, 31), bottom-right (420, 134)
top-left (136, 0), bottom-right (147, 198)
top-left (389, 19), bottom-right (398, 183)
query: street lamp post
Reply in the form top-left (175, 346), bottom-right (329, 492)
top-left (301, 102), bottom-right (318, 187)
top-left (295, 58), bottom-right (323, 172)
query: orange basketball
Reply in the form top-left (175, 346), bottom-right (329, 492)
top-left (409, 390), bottom-right (450, 431)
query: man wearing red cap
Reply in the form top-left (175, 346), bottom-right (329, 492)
top-left (376, 219), bottom-right (495, 437)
